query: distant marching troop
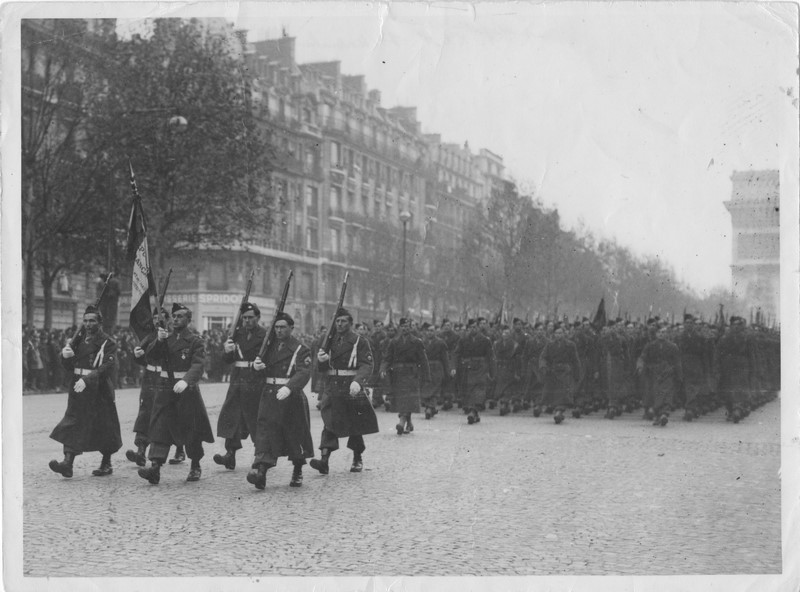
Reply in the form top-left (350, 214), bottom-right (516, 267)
top-left (47, 272), bottom-right (780, 487)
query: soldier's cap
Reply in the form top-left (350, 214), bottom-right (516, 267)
top-left (512, 317), bottom-right (523, 324)
top-left (152, 306), bottom-right (170, 318)
top-left (334, 307), bottom-right (353, 322)
top-left (440, 318), bottom-right (451, 326)
top-left (275, 311), bottom-right (294, 326)
top-left (373, 319), bottom-right (383, 327)
top-left (466, 318), bottom-right (477, 327)
top-left (476, 316), bottom-right (486, 324)
top-left (646, 317), bottom-right (657, 325)
top-left (172, 303), bottom-right (190, 315)
top-left (241, 302), bottom-right (260, 316)
top-left (553, 321), bottom-right (565, 330)
top-left (83, 305), bottom-right (102, 320)
top-left (500, 324), bottom-right (510, 331)
top-left (729, 316), bottom-right (745, 325)
top-left (572, 321), bottom-right (581, 328)
top-left (421, 322), bottom-right (432, 330)
top-left (683, 313), bottom-right (695, 322)
top-left (398, 317), bottom-right (411, 327)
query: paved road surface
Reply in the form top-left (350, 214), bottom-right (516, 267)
top-left (19, 383), bottom-right (784, 581)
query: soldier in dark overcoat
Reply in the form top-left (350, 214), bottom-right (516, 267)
top-left (380, 317), bottom-right (431, 435)
top-left (637, 325), bottom-right (683, 426)
top-left (367, 321), bottom-right (387, 408)
top-left (421, 323), bottom-right (450, 419)
top-left (247, 312), bottom-right (314, 489)
top-left (137, 303), bottom-right (214, 484)
top-left (49, 305), bottom-right (122, 478)
top-left (524, 323), bottom-right (549, 416)
top-left (309, 307), bottom-right (377, 475)
top-left (438, 319), bottom-right (460, 410)
top-left (125, 307), bottom-right (169, 467)
top-left (599, 321), bottom-right (630, 419)
top-left (539, 322), bottom-right (581, 424)
top-left (213, 302), bottom-right (268, 470)
top-left (451, 318), bottom-right (495, 425)
top-left (677, 315), bottom-right (712, 421)
top-left (715, 316), bottom-right (756, 423)
top-left (494, 325), bottom-right (521, 416)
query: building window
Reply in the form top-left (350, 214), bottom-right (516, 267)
top-left (206, 316), bottom-right (230, 332)
top-left (261, 264), bottom-right (271, 294)
top-left (330, 141), bottom-right (340, 167)
top-left (330, 186), bottom-right (342, 213)
top-left (330, 228), bottom-right (340, 254)
top-left (208, 262), bottom-right (227, 290)
top-left (305, 186), bottom-right (318, 213)
top-left (306, 227), bottom-right (318, 251)
top-left (302, 271), bottom-right (315, 298)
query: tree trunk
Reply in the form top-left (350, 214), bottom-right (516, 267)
top-left (41, 265), bottom-right (54, 331)
top-left (25, 255), bottom-right (36, 329)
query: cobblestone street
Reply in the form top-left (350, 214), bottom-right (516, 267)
top-left (17, 383), bottom-right (787, 585)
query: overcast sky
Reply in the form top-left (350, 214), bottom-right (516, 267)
top-left (122, 2), bottom-right (798, 294)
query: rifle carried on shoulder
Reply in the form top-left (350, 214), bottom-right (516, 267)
top-left (70, 272), bottom-right (115, 349)
top-left (322, 272), bottom-right (350, 354)
top-left (155, 268), bottom-right (174, 382)
top-left (257, 270), bottom-right (294, 360)
top-left (231, 268), bottom-right (256, 343)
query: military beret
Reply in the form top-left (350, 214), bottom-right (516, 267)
top-left (440, 318), bottom-right (451, 326)
top-left (421, 322), bottom-right (432, 330)
top-left (335, 307), bottom-right (352, 321)
top-left (172, 302), bottom-right (190, 315)
top-left (275, 311), bottom-right (294, 326)
top-left (466, 318), bottom-right (477, 327)
top-left (83, 305), bottom-right (102, 320)
top-left (729, 316), bottom-right (745, 325)
top-left (241, 302), bottom-right (260, 316)
top-left (398, 317), bottom-right (411, 327)
top-left (512, 317), bottom-right (523, 324)
top-left (533, 322), bottom-right (543, 329)
top-left (476, 316), bottom-right (486, 323)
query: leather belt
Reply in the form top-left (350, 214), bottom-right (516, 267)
top-left (265, 377), bottom-right (289, 385)
top-left (234, 361), bottom-right (254, 368)
top-left (145, 365), bottom-right (162, 373)
top-left (327, 369), bottom-right (357, 376)
top-left (160, 370), bottom-right (187, 379)
top-left (73, 368), bottom-right (92, 376)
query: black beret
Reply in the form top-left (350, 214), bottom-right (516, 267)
top-left (398, 317), bottom-right (411, 326)
top-left (242, 302), bottom-right (260, 316)
top-left (172, 302), bottom-right (190, 314)
top-left (275, 311), bottom-right (294, 326)
top-left (84, 305), bottom-right (102, 319)
top-left (335, 307), bottom-right (352, 321)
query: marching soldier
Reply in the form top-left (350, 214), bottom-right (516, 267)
top-left (137, 303), bottom-right (214, 484)
top-left (637, 325), bottom-right (683, 426)
top-left (213, 302), bottom-right (267, 470)
top-left (49, 305), bottom-right (122, 478)
top-left (247, 312), bottom-right (314, 489)
top-left (367, 320), bottom-right (388, 408)
top-left (600, 320), bottom-right (630, 419)
top-left (125, 307), bottom-right (169, 466)
top-left (494, 325), bottom-right (521, 416)
top-left (525, 323), bottom-right (549, 416)
top-left (309, 308), bottom-right (377, 475)
top-left (380, 317), bottom-right (431, 435)
top-left (716, 316), bottom-right (756, 423)
top-left (677, 315), bottom-right (712, 421)
top-left (539, 322), bottom-right (581, 424)
top-left (451, 318), bottom-right (495, 425)
top-left (438, 319), bottom-right (460, 410)
top-left (421, 322), bottom-right (450, 419)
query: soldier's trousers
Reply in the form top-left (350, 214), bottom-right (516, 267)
top-left (149, 440), bottom-right (204, 463)
top-left (319, 429), bottom-right (365, 454)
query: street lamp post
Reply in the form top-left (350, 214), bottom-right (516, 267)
top-left (399, 209), bottom-right (412, 316)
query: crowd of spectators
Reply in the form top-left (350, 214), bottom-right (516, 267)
top-left (22, 324), bottom-right (318, 394)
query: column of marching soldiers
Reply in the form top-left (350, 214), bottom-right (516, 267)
top-left (46, 276), bottom-right (781, 488)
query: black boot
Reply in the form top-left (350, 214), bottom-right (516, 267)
top-left (289, 463), bottom-right (303, 487)
top-left (554, 409), bottom-right (565, 424)
top-left (350, 452), bottom-right (363, 473)
top-left (125, 445), bottom-right (147, 467)
top-left (499, 401), bottom-right (510, 416)
top-left (138, 461), bottom-right (161, 485)
top-left (168, 445), bottom-right (186, 465)
top-left (49, 452), bottom-right (75, 478)
top-left (396, 414), bottom-right (406, 436)
top-left (247, 463), bottom-right (268, 490)
top-left (309, 449), bottom-right (330, 475)
top-left (92, 453), bottom-right (113, 477)
top-left (186, 460), bottom-right (202, 482)
top-left (213, 450), bottom-right (236, 470)
top-left (405, 415), bottom-right (414, 434)
top-left (532, 406), bottom-right (542, 417)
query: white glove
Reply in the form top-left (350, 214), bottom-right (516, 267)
top-left (61, 346), bottom-right (74, 358)
top-left (133, 346), bottom-right (145, 358)
top-left (173, 380), bottom-right (188, 393)
top-left (223, 339), bottom-right (236, 353)
top-left (73, 378), bottom-right (86, 393)
top-left (317, 350), bottom-right (330, 363)
top-left (252, 357), bottom-right (266, 371)
top-left (157, 327), bottom-right (169, 341)
top-left (276, 386), bottom-right (291, 400)
top-left (349, 381), bottom-right (361, 396)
